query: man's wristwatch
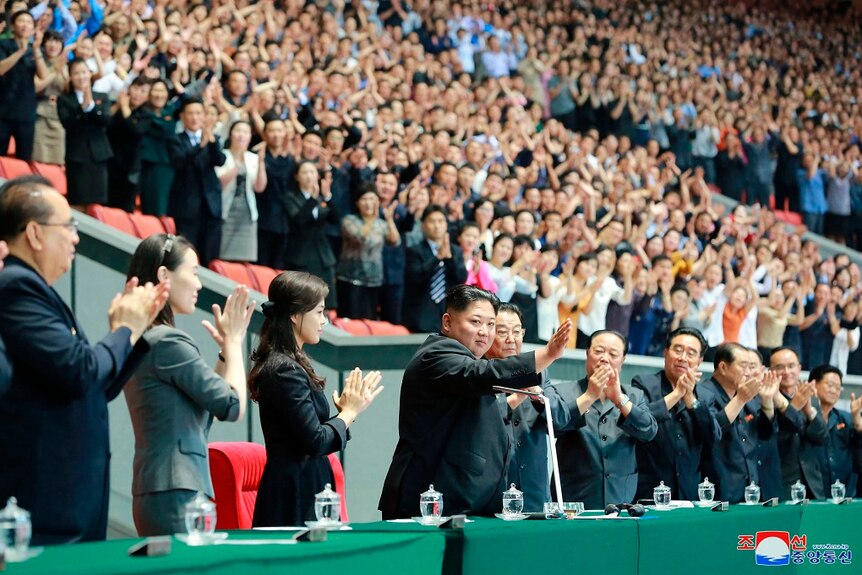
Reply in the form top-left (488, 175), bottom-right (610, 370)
top-left (616, 393), bottom-right (632, 410)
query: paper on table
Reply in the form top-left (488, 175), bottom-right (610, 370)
top-left (213, 539), bottom-right (298, 545)
top-left (386, 519), bottom-right (417, 523)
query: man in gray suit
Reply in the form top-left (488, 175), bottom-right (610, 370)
top-left (553, 330), bottom-right (658, 509)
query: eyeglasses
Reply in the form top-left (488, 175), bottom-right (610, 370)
top-left (496, 329), bottom-right (525, 340)
top-left (34, 219), bottom-right (79, 233)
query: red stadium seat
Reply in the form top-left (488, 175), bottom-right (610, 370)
top-left (208, 443), bottom-right (349, 528)
top-left (331, 317), bottom-right (373, 336)
top-left (30, 162), bottom-right (67, 196)
top-left (327, 453), bottom-right (349, 522)
top-left (365, 321), bottom-right (410, 336)
top-left (208, 442), bottom-right (267, 530)
top-left (0, 156), bottom-right (34, 180)
top-left (86, 204), bottom-right (137, 236)
top-left (208, 260), bottom-right (256, 288)
top-left (774, 210), bottom-right (803, 226)
top-left (247, 263), bottom-right (281, 295)
top-left (6, 136), bottom-right (14, 157)
top-left (128, 212), bottom-right (169, 239)
top-left (160, 216), bottom-right (177, 234)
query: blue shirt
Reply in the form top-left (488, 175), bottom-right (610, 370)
top-left (797, 168), bottom-right (828, 214)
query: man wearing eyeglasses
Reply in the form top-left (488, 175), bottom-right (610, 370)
top-left (553, 329), bottom-right (657, 509)
top-left (632, 327), bottom-right (721, 502)
top-left (0, 175), bottom-right (168, 544)
top-left (811, 365), bottom-right (862, 498)
top-left (769, 347), bottom-right (828, 499)
top-left (486, 303), bottom-right (570, 512)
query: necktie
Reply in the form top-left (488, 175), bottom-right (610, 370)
top-left (430, 260), bottom-right (447, 304)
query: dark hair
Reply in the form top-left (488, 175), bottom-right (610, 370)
top-left (126, 233), bottom-right (196, 328)
top-left (497, 302), bottom-right (522, 322)
top-left (514, 209), bottom-right (536, 223)
top-left (294, 160), bottom-right (318, 185)
top-left (588, 329), bottom-right (628, 355)
top-left (493, 233), bottom-right (513, 248)
top-left (512, 234), bottom-right (534, 249)
top-left (713, 342), bottom-right (746, 368)
top-left (421, 204), bottom-right (447, 222)
top-left (249, 271), bottom-right (330, 400)
top-left (458, 221), bottom-right (479, 237)
top-left (68, 57), bottom-right (89, 76)
top-left (445, 284), bottom-right (500, 314)
top-left (43, 29), bottom-right (63, 45)
top-left (576, 251), bottom-right (598, 266)
top-left (179, 95), bottom-right (204, 113)
top-left (10, 10), bottom-right (32, 26)
top-left (809, 364), bottom-right (843, 384)
top-left (651, 253), bottom-right (672, 267)
top-left (354, 181), bottom-right (379, 204)
top-left (768, 346), bottom-right (799, 366)
top-left (226, 120), bottom-right (252, 149)
top-left (0, 175), bottom-right (54, 240)
top-left (665, 327), bottom-right (707, 358)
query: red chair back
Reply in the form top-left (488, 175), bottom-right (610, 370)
top-left (129, 212), bottom-right (169, 239)
top-left (0, 156), bottom-right (34, 180)
top-left (209, 260), bottom-right (257, 289)
top-left (30, 162), bottom-right (67, 196)
top-left (327, 453), bottom-right (349, 522)
top-left (208, 442), bottom-right (267, 530)
top-left (247, 263), bottom-right (282, 295)
top-left (86, 204), bottom-right (137, 236)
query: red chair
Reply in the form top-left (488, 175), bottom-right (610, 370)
top-left (209, 260), bottom-right (256, 289)
top-left (160, 216), bottom-right (177, 234)
top-left (247, 263), bottom-right (282, 295)
top-left (86, 204), bottom-right (137, 236)
top-left (365, 321), bottom-right (410, 336)
top-left (331, 317), bottom-right (373, 336)
top-left (0, 156), bottom-right (34, 180)
top-left (30, 162), bottom-right (67, 196)
top-left (327, 453), bottom-right (349, 522)
top-left (209, 442), bottom-right (349, 528)
top-left (129, 212), bottom-right (169, 239)
top-left (208, 442), bottom-right (267, 530)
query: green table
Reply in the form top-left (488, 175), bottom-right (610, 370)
top-left (9, 530), bottom-right (446, 575)
top-left (10, 504), bottom-right (862, 575)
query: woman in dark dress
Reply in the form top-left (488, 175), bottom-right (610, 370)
top-left (249, 271), bottom-right (383, 527)
top-left (57, 58), bottom-right (113, 209)
top-left (135, 80), bottom-right (177, 217)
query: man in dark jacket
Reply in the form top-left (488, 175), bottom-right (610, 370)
top-left (379, 285), bottom-right (571, 518)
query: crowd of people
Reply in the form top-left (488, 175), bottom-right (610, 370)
top-left (3, 0), bottom-right (862, 373)
top-left (2, 0), bottom-right (862, 546)
top-left (0, 0), bottom-right (861, 346)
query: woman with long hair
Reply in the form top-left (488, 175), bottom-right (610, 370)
top-left (124, 234), bottom-right (255, 536)
top-left (250, 271), bottom-right (383, 527)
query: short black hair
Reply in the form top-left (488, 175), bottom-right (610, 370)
top-left (810, 364), bottom-right (843, 384)
top-left (768, 346), bottom-right (800, 366)
top-left (512, 234), bottom-right (534, 249)
top-left (497, 302), bottom-right (523, 322)
top-left (445, 285), bottom-right (500, 314)
top-left (713, 342), bottom-right (747, 368)
top-left (421, 204), bottom-right (447, 222)
top-left (588, 329), bottom-right (628, 355)
top-left (665, 327), bottom-right (707, 358)
top-left (179, 95), bottom-right (204, 113)
top-left (0, 175), bottom-right (54, 240)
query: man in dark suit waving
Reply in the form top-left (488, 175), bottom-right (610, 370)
top-left (402, 205), bottom-right (467, 333)
top-left (0, 240), bottom-right (11, 397)
top-left (379, 285), bottom-right (572, 518)
top-left (168, 97), bottom-right (226, 266)
top-left (0, 176), bottom-right (167, 544)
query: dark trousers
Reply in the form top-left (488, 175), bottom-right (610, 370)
top-left (0, 118), bottom-right (35, 162)
top-left (257, 229), bottom-right (288, 270)
top-left (379, 282), bottom-right (404, 325)
top-left (176, 212), bottom-right (222, 267)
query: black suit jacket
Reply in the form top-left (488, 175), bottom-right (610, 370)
top-left (777, 395), bottom-right (828, 499)
top-left (167, 133), bottom-right (225, 219)
top-left (632, 371), bottom-right (721, 501)
top-left (57, 91), bottom-right (113, 163)
top-left (700, 377), bottom-right (777, 503)
top-left (283, 188), bottom-right (340, 273)
top-left (0, 257), bottom-right (149, 544)
top-left (378, 334), bottom-right (540, 518)
top-left (402, 240), bottom-right (468, 333)
top-left (0, 334), bottom-right (11, 398)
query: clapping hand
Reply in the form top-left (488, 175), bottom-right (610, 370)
top-left (333, 368), bottom-right (384, 417)
top-left (202, 285), bottom-right (255, 349)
